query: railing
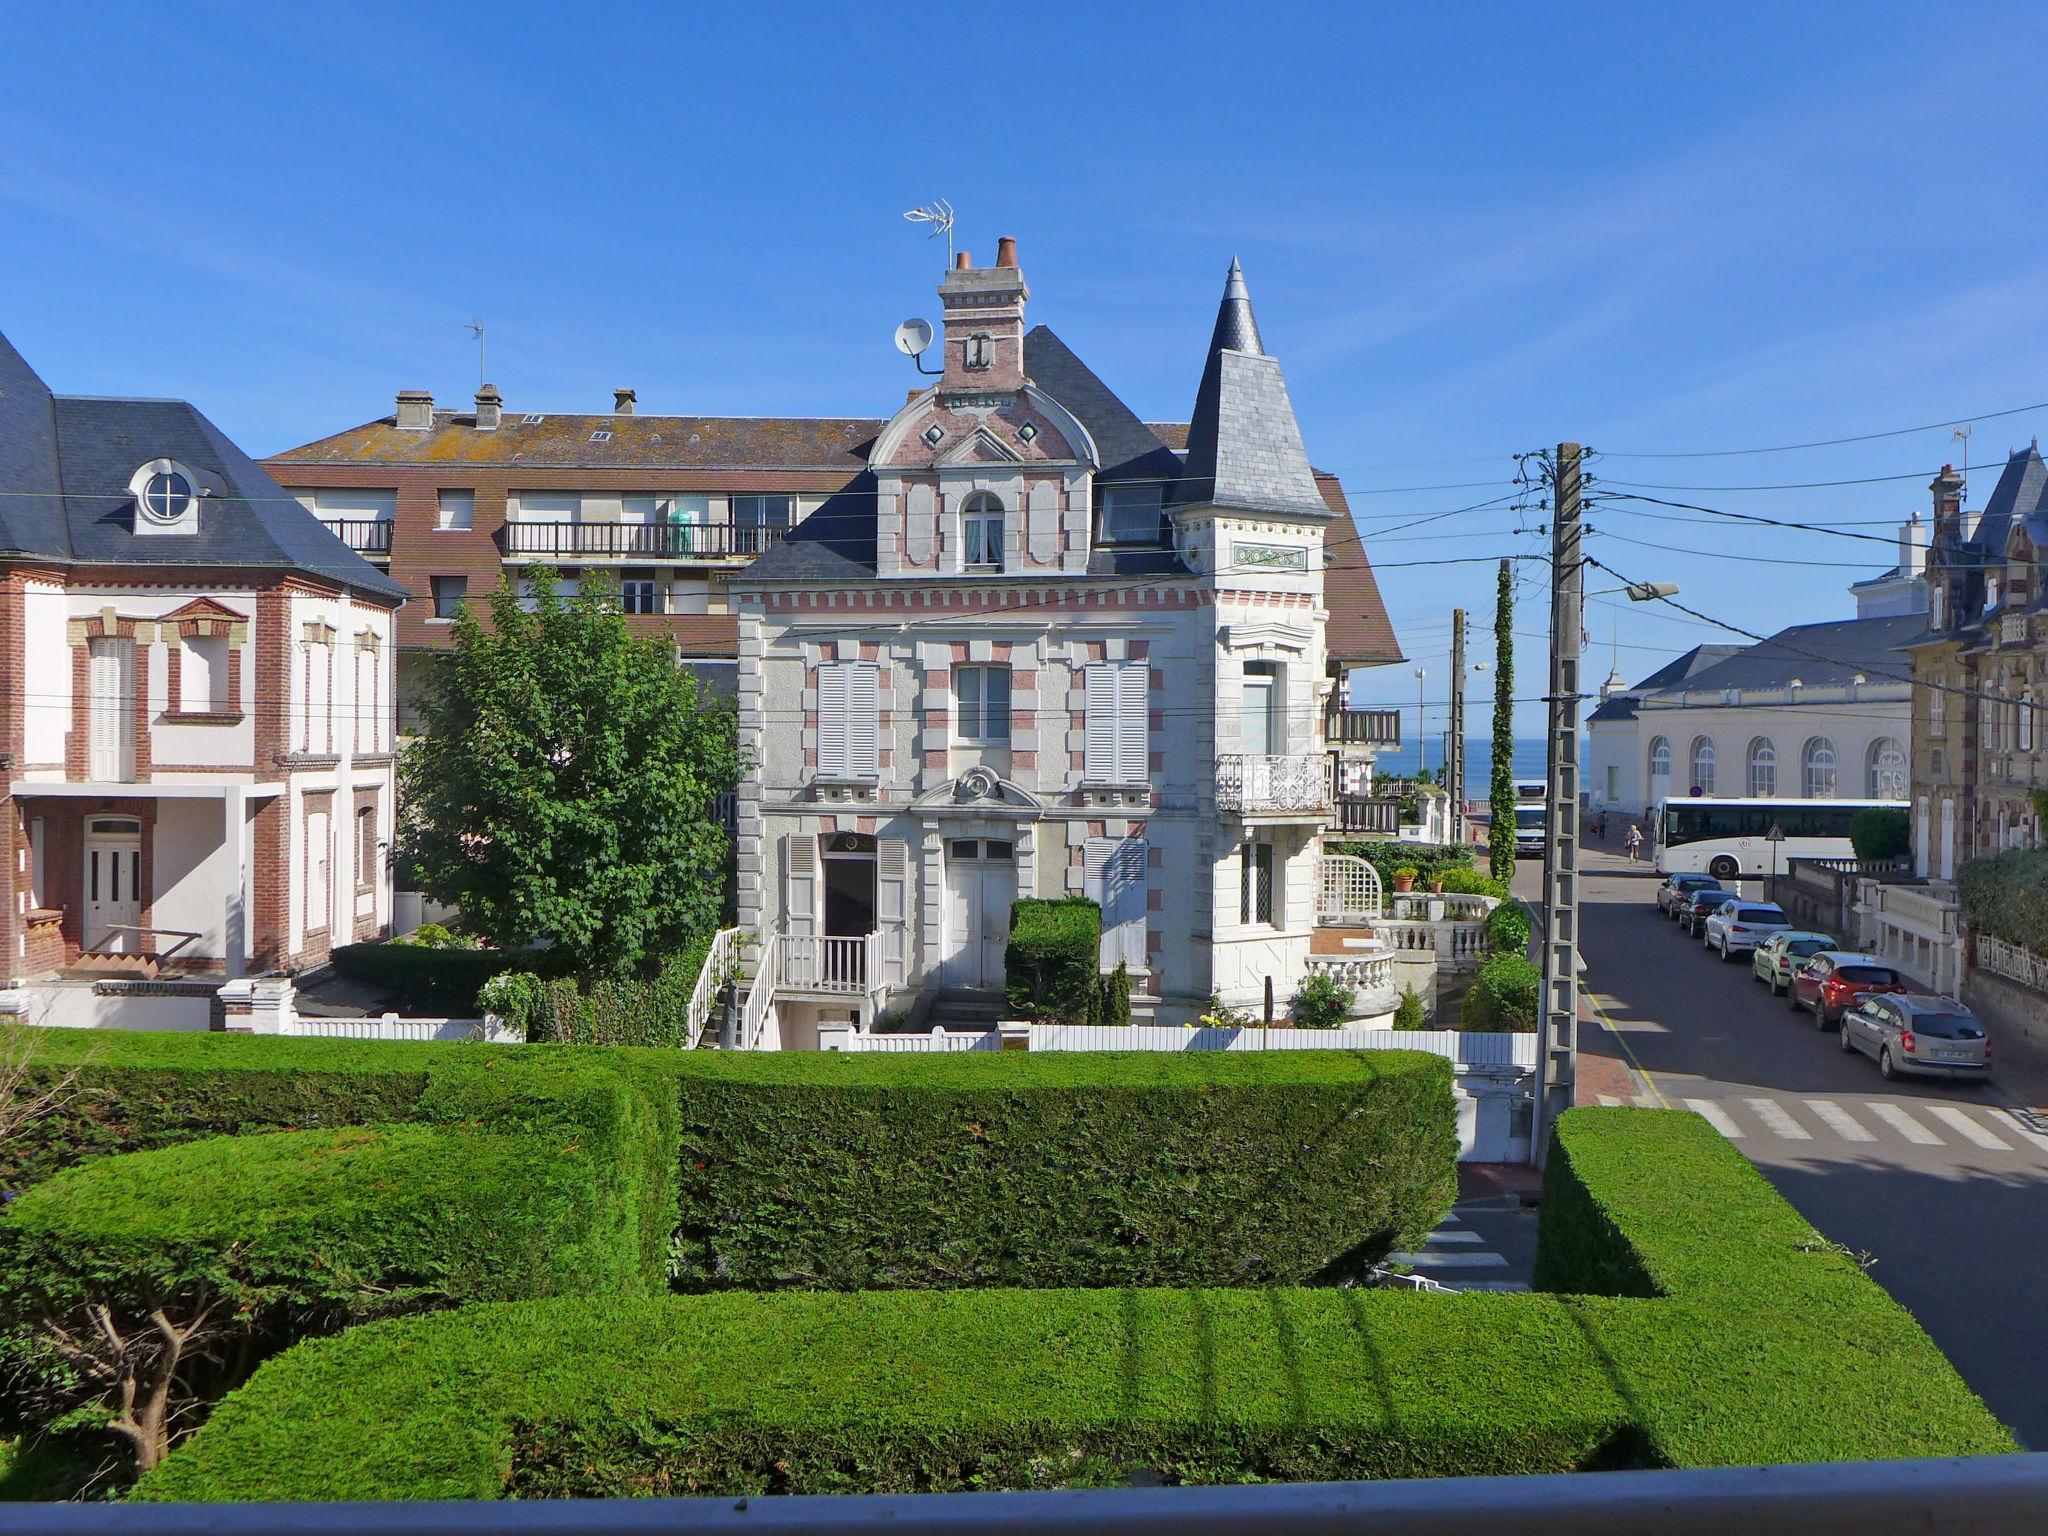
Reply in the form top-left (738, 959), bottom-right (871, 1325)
top-left (1790, 855), bottom-right (1914, 880)
top-left (11, 1454), bottom-right (2048, 1535)
top-left (2004, 612), bottom-right (2032, 645)
top-left (319, 517), bottom-right (393, 555)
top-left (1216, 753), bottom-right (1330, 814)
top-left (502, 520), bottom-right (786, 559)
top-left (1874, 882), bottom-right (1961, 940)
top-left (741, 933), bottom-right (779, 1049)
top-left (684, 926), bottom-right (746, 1048)
top-left (285, 1015), bottom-right (519, 1043)
top-left (1324, 706), bottom-right (1402, 746)
top-left (1331, 794), bottom-right (1401, 834)
top-left (1976, 932), bottom-right (2048, 993)
top-left (777, 932), bottom-right (872, 995)
top-left (1303, 949), bottom-right (1396, 996)
top-left (1386, 891), bottom-right (1496, 921)
top-left (1376, 918), bottom-right (1490, 962)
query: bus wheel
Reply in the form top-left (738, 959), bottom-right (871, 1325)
top-left (1708, 856), bottom-right (1740, 880)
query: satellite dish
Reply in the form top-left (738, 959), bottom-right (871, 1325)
top-left (894, 317), bottom-right (934, 357)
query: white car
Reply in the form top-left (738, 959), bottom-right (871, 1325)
top-left (1703, 900), bottom-right (1791, 961)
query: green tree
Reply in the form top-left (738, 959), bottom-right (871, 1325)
top-left (1488, 558), bottom-right (1517, 881)
top-left (397, 569), bottom-right (741, 976)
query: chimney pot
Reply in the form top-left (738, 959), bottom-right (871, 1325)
top-left (996, 236), bottom-right (1017, 268)
top-left (474, 384), bottom-right (502, 431)
top-left (395, 389), bottom-right (434, 431)
top-left (954, 251), bottom-right (972, 270)
top-left (613, 388), bottom-right (636, 415)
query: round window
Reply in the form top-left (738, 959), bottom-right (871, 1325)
top-left (142, 470), bottom-right (193, 522)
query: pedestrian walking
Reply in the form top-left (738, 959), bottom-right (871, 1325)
top-left (1625, 823), bottom-right (1643, 861)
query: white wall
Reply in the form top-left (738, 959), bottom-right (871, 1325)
top-left (152, 797), bottom-right (234, 961)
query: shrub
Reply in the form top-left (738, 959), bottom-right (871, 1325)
top-left (396, 922), bottom-right (466, 948)
top-left (1391, 865), bottom-right (1421, 884)
top-left (1461, 951), bottom-right (1539, 1031)
top-left (0, 1125), bottom-right (625, 1473)
top-left (329, 941), bottom-right (519, 1015)
top-left (1290, 969), bottom-right (1354, 1028)
top-left (1958, 848), bottom-right (2048, 954)
top-left (1393, 989), bottom-right (1427, 1030)
top-left (140, 1108), bottom-right (2014, 1503)
top-left (1437, 867), bottom-right (1508, 899)
top-left (1850, 807), bottom-right (1911, 863)
top-left (1484, 900), bottom-right (1532, 956)
top-left (1324, 840), bottom-right (1476, 885)
top-left (1002, 898), bottom-right (1100, 1024)
top-left (1092, 961), bottom-right (1132, 1027)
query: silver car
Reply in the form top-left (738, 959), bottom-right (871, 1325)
top-left (1703, 900), bottom-right (1791, 960)
top-left (1840, 993), bottom-right (1991, 1083)
top-left (1751, 931), bottom-right (1836, 994)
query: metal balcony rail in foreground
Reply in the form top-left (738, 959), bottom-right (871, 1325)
top-left (1333, 794), bottom-right (1402, 834)
top-left (1325, 705), bottom-right (1402, 746)
top-left (19, 1454), bottom-right (2048, 1535)
top-left (503, 521), bottom-right (787, 559)
top-left (318, 517), bottom-right (393, 555)
top-left (1217, 753), bottom-right (1331, 814)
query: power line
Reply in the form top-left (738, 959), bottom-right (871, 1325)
top-left (1589, 490), bottom-right (1916, 542)
top-left (1595, 460), bottom-right (2012, 494)
top-left (1595, 401), bottom-right (2048, 460)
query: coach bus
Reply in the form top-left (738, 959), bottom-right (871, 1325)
top-left (1654, 796), bottom-right (1906, 879)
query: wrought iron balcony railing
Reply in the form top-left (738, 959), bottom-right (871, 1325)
top-left (1332, 794), bottom-right (1402, 834)
top-left (502, 520), bottom-right (786, 560)
top-left (1216, 753), bottom-right (1330, 814)
top-left (1324, 705), bottom-right (1402, 747)
top-left (319, 517), bottom-right (393, 555)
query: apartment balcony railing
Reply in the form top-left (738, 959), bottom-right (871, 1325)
top-left (502, 520), bottom-right (786, 560)
top-left (1324, 705), bottom-right (1402, 747)
top-left (320, 517), bottom-right (393, 555)
top-left (1216, 753), bottom-right (1330, 815)
top-left (1332, 794), bottom-right (1402, 834)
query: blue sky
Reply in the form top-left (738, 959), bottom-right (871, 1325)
top-left (7, 2), bottom-right (2048, 746)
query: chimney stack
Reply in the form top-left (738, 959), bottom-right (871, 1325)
top-left (1930, 463), bottom-right (1964, 534)
top-left (474, 384), bottom-right (501, 431)
top-left (395, 389), bottom-right (434, 431)
top-left (996, 235), bottom-right (1018, 268)
top-left (936, 236), bottom-right (1027, 394)
top-left (613, 388), bottom-right (636, 415)
top-left (1899, 511), bottom-right (1925, 578)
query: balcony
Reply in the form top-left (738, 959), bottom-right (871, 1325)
top-left (1331, 794), bottom-right (1402, 834)
top-left (320, 517), bottom-right (393, 556)
top-left (1216, 753), bottom-right (1330, 816)
top-left (1325, 705), bottom-right (1402, 748)
top-left (502, 520), bottom-right (785, 560)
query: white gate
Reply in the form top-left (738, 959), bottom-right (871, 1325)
top-left (1318, 853), bottom-right (1382, 924)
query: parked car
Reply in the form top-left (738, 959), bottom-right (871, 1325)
top-left (1678, 888), bottom-right (1740, 937)
top-left (1788, 952), bottom-right (1908, 1026)
top-left (1751, 931), bottom-right (1837, 994)
top-left (1704, 900), bottom-right (1791, 959)
top-left (1657, 873), bottom-right (1721, 918)
top-left (1840, 993), bottom-right (1990, 1082)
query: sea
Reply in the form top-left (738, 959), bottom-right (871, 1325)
top-left (1370, 737), bottom-right (1559, 786)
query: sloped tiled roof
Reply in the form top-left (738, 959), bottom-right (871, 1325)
top-left (1319, 473), bottom-right (1402, 667)
top-left (1660, 616), bottom-right (1925, 696)
top-left (272, 409), bottom-right (882, 470)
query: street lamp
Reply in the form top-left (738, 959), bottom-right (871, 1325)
top-left (1413, 666), bottom-right (1427, 779)
top-left (1587, 581), bottom-right (1680, 602)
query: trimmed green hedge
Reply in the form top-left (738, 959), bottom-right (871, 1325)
top-left (1325, 840), bottom-right (1475, 884)
top-left (137, 1107), bottom-right (2014, 1502)
top-left (1002, 897), bottom-right (1100, 1024)
top-left (1460, 951), bottom-right (1538, 1031)
top-left (1957, 848), bottom-right (2048, 954)
top-left (482, 934), bottom-right (714, 1046)
top-left (1849, 807), bottom-right (1910, 863)
top-left (329, 941), bottom-right (519, 1015)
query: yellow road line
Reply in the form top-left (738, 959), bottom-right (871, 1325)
top-left (1583, 983), bottom-right (1671, 1109)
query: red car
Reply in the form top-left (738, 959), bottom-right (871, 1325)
top-left (1788, 951), bottom-right (1908, 1027)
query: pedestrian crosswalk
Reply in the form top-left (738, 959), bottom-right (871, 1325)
top-left (1389, 1212), bottom-right (1530, 1292)
top-left (1625, 1093), bottom-right (2037, 1154)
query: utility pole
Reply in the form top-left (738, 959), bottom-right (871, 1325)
top-left (1534, 443), bottom-right (1584, 1167)
top-left (1449, 608), bottom-right (1468, 845)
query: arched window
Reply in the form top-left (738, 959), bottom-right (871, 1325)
top-left (1801, 737), bottom-right (1837, 798)
top-left (1648, 736), bottom-right (1671, 787)
top-left (1866, 737), bottom-right (1907, 799)
top-left (1689, 736), bottom-right (1716, 795)
top-left (1747, 737), bottom-right (1777, 798)
top-left (959, 491), bottom-right (1005, 571)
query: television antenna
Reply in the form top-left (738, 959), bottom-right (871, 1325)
top-left (450, 318), bottom-right (486, 390)
top-left (902, 199), bottom-right (955, 268)
top-left (1952, 422), bottom-right (1972, 505)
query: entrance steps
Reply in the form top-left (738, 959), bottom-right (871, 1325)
top-left (918, 987), bottom-right (1005, 1032)
top-left (64, 950), bottom-right (160, 981)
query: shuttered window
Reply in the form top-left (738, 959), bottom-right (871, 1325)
top-left (1085, 836), bottom-right (1148, 968)
top-left (818, 662), bottom-right (880, 778)
top-left (1083, 662), bottom-right (1147, 784)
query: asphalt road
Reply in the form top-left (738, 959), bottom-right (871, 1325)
top-left (1527, 843), bottom-right (2048, 1449)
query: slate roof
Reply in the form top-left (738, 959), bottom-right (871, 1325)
top-left (1021, 326), bottom-right (1184, 486)
top-left (1656, 616), bottom-right (1925, 697)
top-left (1587, 644), bottom-right (1743, 722)
top-left (273, 408), bottom-right (882, 470)
top-left (0, 330), bottom-right (405, 604)
top-left (1319, 473), bottom-right (1403, 666)
top-left (1967, 443), bottom-right (2048, 553)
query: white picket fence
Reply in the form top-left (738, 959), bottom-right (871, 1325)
top-left (833, 1022), bottom-right (1533, 1064)
top-left (280, 1014), bottom-right (521, 1043)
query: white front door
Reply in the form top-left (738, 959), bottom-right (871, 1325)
top-left (85, 818), bottom-right (142, 951)
top-left (89, 637), bottom-right (135, 781)
top-left (945, 837), bottom-right (1017, 988)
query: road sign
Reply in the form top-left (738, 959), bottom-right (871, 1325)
top-left (1766, 823), bottom-right (1785, 843)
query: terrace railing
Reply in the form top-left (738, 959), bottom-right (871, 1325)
top-left (502, 520), bottom-right (785, 560)
top-left (319, 517), bottom-right (393, 555)
top-left (1217, 753), bottom-right (1330, 815)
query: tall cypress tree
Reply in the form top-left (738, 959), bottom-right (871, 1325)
top-left (1488, 558), bottom-right (1517, 880)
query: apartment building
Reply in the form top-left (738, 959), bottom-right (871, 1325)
top-left (0, 329), bottom-right (403, 983)
top-left (730, 241), bottom-right (1401, 1037)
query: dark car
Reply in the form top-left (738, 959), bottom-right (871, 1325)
top-left (1657, 873), bottom-right (1721, 918)
top-left (1789, 952), bottom-right (1908, 1027)
top-left (1841, 994), bottom-right (1990, 1082)
top-left (1678, 889), bottom-right (1740, 937)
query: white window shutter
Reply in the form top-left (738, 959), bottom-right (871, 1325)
top-left (848, 663), bottom-right (879, 776)
top-left (1115, 664), bottom-right (1148, 784)
top-left (785, 834), bottom-right (818, 937)
top-left (1085, 836), bottom-right (1147, 968)
top-left (818, 664), bottom-right (850, 777)
top-left (1084, 665), bottom-right (1116, 782)
top-left (877, 838), bottom-right (908, 987)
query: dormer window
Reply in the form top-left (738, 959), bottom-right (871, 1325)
top-left (1101, 484), bottom-right (1166, 546)
top-left (127, 458), bottom-right (201, 536)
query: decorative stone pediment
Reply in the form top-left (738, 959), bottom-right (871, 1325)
top-left (1223, 620), bottom-right (1314, 652)
top-left (909, 769), bottom-right (1043, 816)
top-left (938, 425), bottom-right (1025, 467)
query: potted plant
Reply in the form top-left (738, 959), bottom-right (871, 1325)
top-left (1427, 874), bottom-right (1446, 894)
top-left (1391, 865), bottom-right (1419, 893)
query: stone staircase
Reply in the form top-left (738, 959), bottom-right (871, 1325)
top-left (916, 988), bottom-right (1006, 1034)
